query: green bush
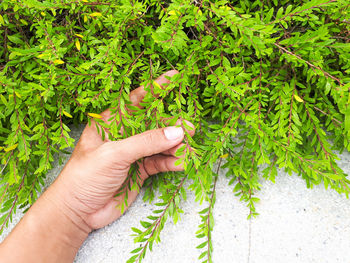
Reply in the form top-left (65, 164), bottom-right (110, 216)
top-left (0, 0), bottom-right (349, 261)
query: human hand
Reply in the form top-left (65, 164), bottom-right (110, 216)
top-left (0, 70), bottom-right (196, 263)
top-left (50, 70), bottom-right (195, 231)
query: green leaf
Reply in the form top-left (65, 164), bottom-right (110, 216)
top-left (131, 247), bottom-right (143, 254)
top-left (174, 158), bottom-right (184, 166)
top-left (276, 7), bottom-right (284, 19)
top-left (140, 221), bottom-right (152, 228)
top-left (131, 227), bottom-right (142, 234)
top-left (7, 35), bottom-right (23, 44)
top-left (196, 241), bottom-right (208, 249)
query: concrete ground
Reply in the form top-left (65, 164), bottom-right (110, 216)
top-left (1, 125), bottom-right (350, 263)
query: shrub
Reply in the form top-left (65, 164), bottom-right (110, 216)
top-left (0, 0), bottom-right (349, 261)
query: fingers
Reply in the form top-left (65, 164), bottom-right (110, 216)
top-left (142, 155), bottom-right (183, 178)
top-left (84, 154), bottom-right (184, 229)
top-left (129, 69), bottom-right (179, 108)
top-left (175, 119), bottom-right (195, 137)
top-left (161, 143), bottom-right (185, 157)
top-left (76, 70), bottom-right (180, 152)
top-left (161, 119), bottom-right (195, 157)
top-left (85, 191), bottom-right (139, 229)
top-left (112, 126), bottom-right (184, 164)
top-left (86, 70), bottom-right (179, 126)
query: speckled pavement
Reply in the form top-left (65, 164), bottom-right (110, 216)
top-left (1, 125), bottom-right (349, 263)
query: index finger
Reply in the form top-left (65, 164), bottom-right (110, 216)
top-left (76, 70), bottom-right (180, 152)
top-left (129, 69), bottom-right (179, 108)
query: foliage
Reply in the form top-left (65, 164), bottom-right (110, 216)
top-left (1, 0), bottom-right (350, 261)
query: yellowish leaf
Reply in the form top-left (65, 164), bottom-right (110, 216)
top-left (75, 34), bottom-right (84, 38)
top-left (0, 146), bottom-right (3, 151)
top-left (194, 8), bottom-right (203, 16)
top-left (220, 153), bottom-right (229, 158)
top-left (41, 11), bottom-right (46, 16)
top-left (15, 91), bottom-right (21, 98)
top-left (88, 113), bottom-right (103, 119)
top-left (54, 59), bottom-right (65, 65)
top-left (84, 15), bottom-right (88, 23)
top-left (294, 94), bottom-right (304, 102)
top-left (89, 12), bottom-right (102, 17)
top-left (219, 5), bottom-right (231, 11)
top-left (0, 15), bottom-right (4, 25)
top-left (153, 81), bottom-right (161, 89)
top-left (62, 110), bottom-right (72, 118)
top-left (38, 53), bottom-right (45, 58)
top-left (5, 144), bottom-right (18, 152)
top-left (75, 39), bottom-right (81, 51)
top-left (20, 19), bottom-right (28, 25)
top-left (168, 10), bottom-right (180, 16)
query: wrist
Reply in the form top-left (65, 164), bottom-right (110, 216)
top-left (0, 184), bottom-right (90, 263)
top-left (43, 181), bottom-right (93, 241)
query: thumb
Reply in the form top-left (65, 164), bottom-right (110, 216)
top-left (112, 126), bottom-right (184, 164)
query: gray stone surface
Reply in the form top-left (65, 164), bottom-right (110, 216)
top-left (1, 125), bottom-right (350, 263)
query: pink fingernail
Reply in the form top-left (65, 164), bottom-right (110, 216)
top-left (164, 127), bottom-right (184, 140)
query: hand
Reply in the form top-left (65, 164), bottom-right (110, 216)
top-left (51, 69), bottom-right (195, 230)
top-left (0, 70), bottom-right (195, 263)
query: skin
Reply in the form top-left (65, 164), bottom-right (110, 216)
top-left (0, 70), bottom-right (195, 262)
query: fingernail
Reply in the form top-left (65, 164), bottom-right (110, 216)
top-left (164, 126), bottom-right (184, 140)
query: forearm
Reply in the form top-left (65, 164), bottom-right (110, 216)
top-left (0, 183), bottom-right (91, 263)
